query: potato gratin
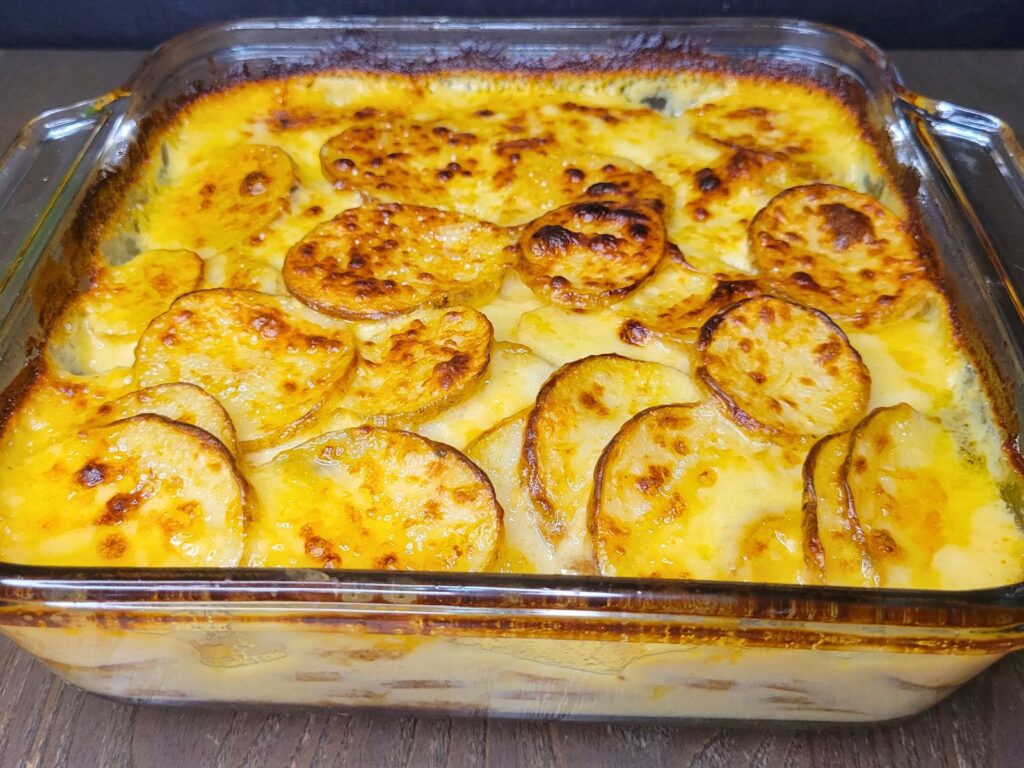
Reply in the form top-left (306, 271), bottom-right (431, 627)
top-left (2, 68), bottom-right (1022, 589)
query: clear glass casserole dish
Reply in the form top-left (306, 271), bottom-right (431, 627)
top-left (1, 16), bottom-right (1024, 723)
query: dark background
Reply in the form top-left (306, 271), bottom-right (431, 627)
top-left (1, 0), bottom-right (1022, 50)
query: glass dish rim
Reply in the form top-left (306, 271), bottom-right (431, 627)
top-left (2, 15), bottom-right (1023, 639)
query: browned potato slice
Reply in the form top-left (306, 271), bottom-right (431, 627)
top-left (749, 184), bottom-right (929, 326)
top-left (283, 204), bottom-right (511, 320)
top-left (95, 383), bottom-right (237, 454)
top-left (591, 402), bottom-right (804, 581)
top-left (697, 296), bottom-right (870, 439)
top-left (495, 151), bottom-right (674, 222)
top-left (246, 426), bottom-right (501, 571)
top-left (802, 431), bottom-right (874, 587)
top-left (690, 102), bottom-right (815, 156)
top-left (321, 120), bottom-right (481, 209)
top-left (843, 404), bottom-right (1024, 589)
top-left (321, 116), bottom-right (672, 225)
top-left (518, 200), bottom-right (666, 308)
top-left (0, 415), bottom-right (248, 567)
top-left (149, 144), bottom-right (296, 252)
top-left (134, 289), bottom-right (356, 446)
top-left (341, 308), bottom-right (492, 425)
top-left (524, 354), bottom-right (699, 544)
top-left (50, 249), bottom-right (203, 373)
top-left (464, 413), bottom-right (563, 574)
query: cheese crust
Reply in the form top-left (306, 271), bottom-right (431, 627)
top-left (1, 66), bottom-right (1020, 587)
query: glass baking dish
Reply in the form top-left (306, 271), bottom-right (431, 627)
top-left (1, 17), bottom-right (1024, 723)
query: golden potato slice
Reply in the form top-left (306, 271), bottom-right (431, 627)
top-left (94, 383), bottom-right (237, 454)
top-left (282, 204), bottom-right (511, 320)
top-left (749, 184), bottom-right (929, 325)
top-left (50, 249), bottom-right (203, 373)
top-left (494, 151), bottom-right (674, 223)
top-left (591, 402), bottom-right (804, 581)
top-left (615, 254), bottom-right (763, 346)
top-left (246, 426), bottom-right (501, 571)
top-left (464, 413), bottom-right (563, 574)
top-left (341, 308), bottom-right (492, 425)
top-left (134, 289), bottom-right (356, 446)
top-left (321, 120), bottom-right (482, 210)
top-left (524, 354), bottom-right (699, 544)
top-left (0, 415), bottom-right (248, 567)
top-left (148, 144), bottom-right (296, 252)
top-left (802, 432), bottom-right (874, 587)
top-left (518, 200), bottom-right (666, 308)
top-left (417, 341), bottom-right (554, 450)
top-left (321, 116), bottom-right (672, 225)
top-left (690, 102), bottom-right (814, 156)
top-left (843, 404), bottom-right (1024, 589)
top-left (697, 296), bottom-right (870, 439)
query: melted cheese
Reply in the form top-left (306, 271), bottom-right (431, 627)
top-left (0, 67), bottom-right (1019, 586)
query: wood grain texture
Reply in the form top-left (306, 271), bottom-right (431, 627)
top-left (0, 48), bottom-right (1022, 768)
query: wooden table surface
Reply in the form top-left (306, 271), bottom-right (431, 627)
top-left (1, 47), bottom-right (1023, 768)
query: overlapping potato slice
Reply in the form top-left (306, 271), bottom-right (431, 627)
top-left (801, 431), bottom-right (874, 587)
top-left (524, 354), bottom-right (699, 544)
top-left (690, 102), bottom-right (815, 157)
top-left (512, 304), bottom-right (687, 370)
top-left (146, 144), bottom-right (296, 252)
top-left (697, 296), bottom-right (870, 439)
top-left (465, 413), bottom-right (563, 574)
top-left (749, 184), bottom-right (928, 325)
top-left (614, 255), bottom-right (762, 346)
top-left (246, 426), bottom-right (501, 571)
top-left (0, 415), bottom-right (248, 567)
top-left (843, 404), bottom-right (1024, 589)
top-left (282, 204), bottom-right (511, 320)
top-left (201, 252), bottom-right (286, 295)
top-left (134, 289), bottom-right (356, 446)
top-left (518, 200), bottom-right (666, 308)
top-left (341, 308), bottom-right (492, 425)
top-left (417, 342), bottom-right (554, 450)
top-left (321, 120), bottom-right (483, 210)
top-left (591, 402), bottom-right (804, 581)
top-left (50, 249), bottom-right (203, 373)
top-left (493, 151), bottom-right (674, 222)
top-left (94, 383), bottom-right (237, 454)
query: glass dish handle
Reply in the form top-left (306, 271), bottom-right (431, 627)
top-left (0, 94), bottom-right (129, 289)
top-left (897, 90), bottom-right (1024, 322)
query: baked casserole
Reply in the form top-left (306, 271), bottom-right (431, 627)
top-left (2, 63), bottom-right (1022, 591)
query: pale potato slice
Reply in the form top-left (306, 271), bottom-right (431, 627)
top-left (591, 402), bottom-right (804, 581)
top-left (94, 383), bottom-right (237, 454)
top-left (844, 404), bottom-right (1024, 589)
top-left (246, 426), bottom-right (501, 571)
top-left (147, 144), bottom-right (296, 252)
top-left (464, 413), bottom-right (563, 574)
top-left (134, 289), bottom-right (356, 446)
top-left (749, 184), bottom-right (929, 326)
top-left (282, 204), bottom-right (511, 320)
top-left (341, 308), bottom-right (492, 425)
top-left (518, 200), bottom-right (666, 308)
top-left (417, 342), bottom-right (554, 450)
top-left (50, 249), bottom-right (203, 373)
top-left (513, 304), bottom-right (688, 370)
top-left (697, 296), bottom-right (870, 439)
top-left (0, 415), bottom-right (248, 567)
top-left (802, 431), bottom-right (874, 587)
top-left (524, 354), bottom-right (699, 544)
top-left (201, 252), bottom-right (286, 294)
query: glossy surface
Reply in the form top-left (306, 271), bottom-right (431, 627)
top-left (0, 46), bottom-right (1022, 761)
top-left (0, 19), bottom-right (1024, 729)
